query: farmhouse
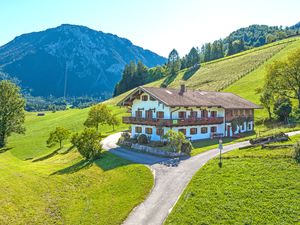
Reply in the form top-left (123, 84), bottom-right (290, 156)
top-left (118, 85), bottom-right (261, 141)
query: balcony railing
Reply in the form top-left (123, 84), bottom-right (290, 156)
top-left (225, 115), bottom-right (254, 122)
top-left (122, 116), bottom-right (224, 127)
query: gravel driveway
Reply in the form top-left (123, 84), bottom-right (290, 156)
top-left (102, 130), bottom-right (300, 225)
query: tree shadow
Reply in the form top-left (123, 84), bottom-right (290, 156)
top-left (32, 146), bottom-right (74, 162)
top-left (51, 159), bottom-right (93, 175)
top-left (51, 151), bottom-right (132, 175)
top-left (182, 65), bottom-right (200, 81)
top-left (0, 147), bottom-right (13, 154)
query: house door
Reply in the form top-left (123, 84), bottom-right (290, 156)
top-left (227, 125), bottom-right (231, 137)
top-left (146, 110), bottom-right (153, 119)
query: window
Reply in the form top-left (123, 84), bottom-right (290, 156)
top-left (136, 111), bottom-right (142, 118)
top-left (178, 129), bottom-right (186, 135)
top-left (190, 128), bottom-right (197, 135)
top-left (178, 111), bottom-right (186, 119)
top-left (248, 123), bottom-right (252, 130)
top-left (201, 110), bottom-right (208, 118)
top-left (241, 123), bottom-right (245, 130)
top-left (210, 111), bottom-right (217, 118)
top-left (156, 128), bottom-right (164, 136)
top-left (201, 127), bottom-right (208, 134)
top-left (190, 111), bottom-right (197, 118)
top-left (142, 95), bottom-right (148, 101)
top-left (145, 127), bottom-right (153, 134)
top-left (156, 111), bottom-right (164, 119)
top-left (135, 126), bottom-right (142, 133)
top-left (210, 126), bottom-right (217, 133)
top-left (150, 96), bottom-right (156, 101)
top-left (146, 110), bottom-right (153, 119)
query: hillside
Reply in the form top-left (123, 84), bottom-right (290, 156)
top-left (108, 37), bottom-right (300, 119)
top-left (0, 106), bottom-right (155, 224)
top-left (0, 24), bottom-right (166, 98)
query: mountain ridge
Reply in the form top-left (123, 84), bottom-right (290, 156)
top-left (0, 24), bottom-right (166, 98)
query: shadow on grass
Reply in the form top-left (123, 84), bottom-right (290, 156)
top-left (51, 159), bottom-right (93, 175)
top-left (33, 146), bottom-right (74, 162)
top-left (182, 65), bottom-right (199, 81)
top-left (51, 151), bottom-right (133, 175)
top-left (94, 151), bottom-right (132, 171)
top-left (0, 147), bottom-right (13, 153)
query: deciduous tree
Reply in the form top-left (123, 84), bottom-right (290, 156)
top-left (71, 128), bottom-right (102, 160)
top-left (0, 80), bottom-right (25, 148)
top-left (84, 104), bottom-right (111, 131)
top-left (46, 127), bottom-right (71, 149)
top-left (264, 49), bottom-right (300, 108)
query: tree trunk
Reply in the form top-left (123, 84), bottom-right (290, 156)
top-left (267, 108), bottom-right (272, 120)
top-left (59, 140), bottom-right (62, 149)
top-left (0, 133), bottom-right (7, 148)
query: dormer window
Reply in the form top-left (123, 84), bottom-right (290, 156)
top-left (142, 95), bottom-right (148, 101)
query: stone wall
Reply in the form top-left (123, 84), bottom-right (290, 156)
top-left (118, 140), bottom-right (185, 157)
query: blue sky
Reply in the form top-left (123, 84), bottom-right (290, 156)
top-left (1, 0), bottom-right (299, 57)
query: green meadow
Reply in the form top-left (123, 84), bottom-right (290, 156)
top-left (0, 106), bottom-right (154, 225)
top-left (165, 135), bottom-right (300, 225)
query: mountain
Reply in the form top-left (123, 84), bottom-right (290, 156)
top-left (0, 24), bottom-right (166, 98)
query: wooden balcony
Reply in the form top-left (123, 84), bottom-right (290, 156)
top-left (122, 116), bottom-right (224, 127)
top-left (225, 115), bottom-right (254, 122)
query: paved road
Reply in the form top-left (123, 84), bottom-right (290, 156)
top-left (102, 130), bottom-right (300, 225)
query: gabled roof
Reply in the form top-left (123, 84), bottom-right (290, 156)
top-left (117, 86), bottom-right (261, 109)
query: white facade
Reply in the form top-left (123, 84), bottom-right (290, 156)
top-left (128, 92), bottom-right (254, 141)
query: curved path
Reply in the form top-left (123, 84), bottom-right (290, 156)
top-left (102, 131), bottom-right (300, 225)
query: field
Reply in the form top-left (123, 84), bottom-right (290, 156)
top-left (0, 106), bottom-right (154, 225)
top-left (165, 135), bottom-right (300, 225)
top-left (7, 105), bottom-right (129, 160)
top-left (166, 38), bottom-right (297, 91)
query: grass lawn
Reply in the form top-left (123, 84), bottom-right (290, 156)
top-left (165, 135), bottom-right (300, 225)
top-left (0, 105), bottom-right (154, 225)
top-left (7, 105), bottom-right (129, 160)
top-left (0, 150), bottom-right (153, 225)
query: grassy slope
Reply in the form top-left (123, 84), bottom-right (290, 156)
top-left (167, 39), bottom-right (295, 91)
top-left (165, 135), bottom-right (300, 225)
top-left (0, 150), bottom-right (153, 225)
top-left (107, 37), bottom-right (300, 108)
top-left (8, 105), bottom-right (129, 160)
top-left (0, 106), bottom-right (154, 225)
top-left (225, 38), bottom-right (300, 119)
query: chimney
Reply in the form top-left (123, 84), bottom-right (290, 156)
top-left (179, 84), bottom-right (186, 95)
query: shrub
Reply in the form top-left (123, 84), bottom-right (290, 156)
top-left (149, 141), bottom-right (165, 148)
top-left (294, 141), bottom-right (300, 163)
top-left (71, 128), bottom-right (102, 160)
top-left (138, 134), bottom-right (148, 145)
top-left (181, 140), bottom-right (193, 155)
top-left (163, 130), bottom-right (187, 152)
top-left (273, 97), bottom-right (292, 123)
top-left (121, 132), bottom-right (131, 141)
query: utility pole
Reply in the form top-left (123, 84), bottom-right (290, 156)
top-left (218, 138), bottom-right (223, 168)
